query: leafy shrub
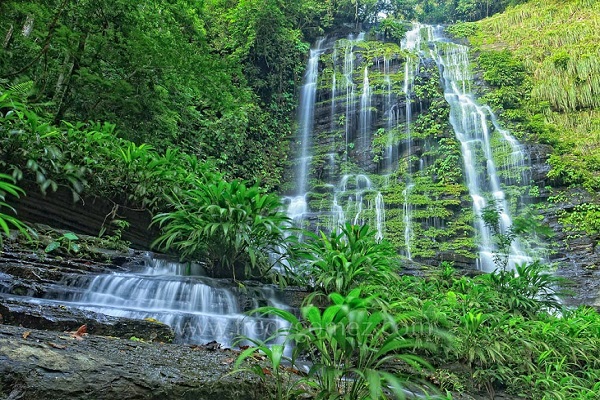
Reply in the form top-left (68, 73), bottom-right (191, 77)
top-left (292, 223), bottom-right (399, 295)
top-left (478, 50), bottom-right (526, 88)
top-left (236, 289), bottom-right (437, 399)
top-left (446, 22), bottom-right (479, 38)
top-left (152, 179), bottom-right (290, 280)
top-left (480, 261), bottom-right (565, 316)
top-left (44, 231), bottom-right (80, 254)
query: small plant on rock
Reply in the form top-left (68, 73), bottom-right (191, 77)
top-left (45, 231), bottom-right (80, 254)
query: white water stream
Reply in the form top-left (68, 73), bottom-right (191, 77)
top-left (428, 26), bottom-right (530, 271)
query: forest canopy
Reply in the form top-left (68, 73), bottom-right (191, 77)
top-left (0, 0), bottom-right (524, 189)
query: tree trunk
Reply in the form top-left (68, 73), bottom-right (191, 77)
top-left (53, 33), bottom-right (86, 123)
top-left (3, 24), bottom-right (13, 48)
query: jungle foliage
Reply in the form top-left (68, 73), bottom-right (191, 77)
top-left (237, 254), bottom-right (600, 399)
top-left (0, 90), bottom-right (217, 212)
top-left (452, 0), bottom-right (600, 235)
top-left (0, 173), bottom-right (34, 245)
top-left (0, 0), bottom-right (326, 188)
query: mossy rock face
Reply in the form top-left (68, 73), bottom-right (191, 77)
top-left (288, 33), bottom-right (480, 262)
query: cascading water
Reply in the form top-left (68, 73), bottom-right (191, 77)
top-left (343, 33), bottom-right (364, 157)
top-left (287, 39), bottom-right (325, 222)
top-left (42, 256), bottom-right (287, 347)
top-left (288, 33), bottom-right (385, 240)
top-left (360, 66), bottom-right (372, 151)
top-left (428, 26), bottom-right (531, 271)
top-left (399, 24), bottom-right (422, 259)
top-left (383, 56), bottom-right (397, 171)
top-left (286, 24), bottom-right (532, 268)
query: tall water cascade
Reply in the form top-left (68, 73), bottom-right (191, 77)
top-left (285, 25), bottom-right (533, 270)
top-left (399, 24), bottom-right (422, 259)
top-left (286, 33), bottom-right (386, 239)
top-left (428, 26), bottom-right (531, 271)
top-left (287, 39), bottom-right (325, 222)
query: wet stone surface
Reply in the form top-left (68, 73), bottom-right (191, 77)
top-left (0, 296), bottom-right (174, 342)
top-left (0, 324), bottom-right (273, 400)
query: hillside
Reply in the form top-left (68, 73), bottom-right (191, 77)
top-left (469, 0), bottom-right (600, 232)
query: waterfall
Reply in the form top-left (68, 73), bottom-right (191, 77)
top-left (428, 27), bottom-right (531, 271)
top-left (360, 66), bottom-right (372, 151)
top-left (374, 192), bottom-right (385, 241)
top-left (287, 33), bottom-right (386, 239)
top-left (331, 46), bottom-right (337, 133)
top-left (285, 26), bottom-right (532, 267)
top-left (287, 39), bottom-right (325, 222)
top-left (398, 23), bottom-right (422, 259)
top-left (344, 33), bottom-right (364, 158)
top-left (383, 56), bottom-right (398, 171)
top-left (47, 257), bottom-right (288, 347)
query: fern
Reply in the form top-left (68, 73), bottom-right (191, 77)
top-left (7, 80), bottom-right (34, 98)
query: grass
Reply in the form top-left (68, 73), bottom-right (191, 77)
top-left (465, 0), bottom-right (600, 199)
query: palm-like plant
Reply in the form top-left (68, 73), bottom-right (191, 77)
top-left (152, 179), bottom-right (290, 280)
top-left (292, 223), bottom-right (399, 295)
top-left (482, 261), bottom-right (565, 315)
top-left (236, 288), bottom-right (436, 399)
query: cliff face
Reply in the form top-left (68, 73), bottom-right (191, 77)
top-left (286, 30), bottom-right (477, 265)
top-left (285, 24), bottom-right (600, 307)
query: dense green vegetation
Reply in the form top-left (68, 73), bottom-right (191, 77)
top-left (0, 0), bottom-right (330, 188)
top-left (0, 90), bottom-right (217, 210)
top-left (236, 227), bottom-right (600, 399)
top-left (449, 0), bottom-right (600, 236)
top-left (3, 1), bottom-right (600, 398)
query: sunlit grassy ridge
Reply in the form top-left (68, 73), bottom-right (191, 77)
top-left (480, 0), bottom-right (600, 112)
top-left (471, 0), bottom-right (600, 193)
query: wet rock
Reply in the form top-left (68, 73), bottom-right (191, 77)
top-left (0, 324), bottom-right (273, 400)
top-left (0, 296), bottom-right (174, 342)
top-left (432, 251), bottom-right (477, 270)
top-left (533, 186), bottom-right (600, 309)
top-left (525, 143), bottom-right (552, 183)
top-left (0, 248), bottom-right (130, 301)
top-left (7, 179), bottom-right (159, 249)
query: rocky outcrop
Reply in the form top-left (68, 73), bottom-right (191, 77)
top-left (7, 179), bottom-right (158, 249)
top-left (537, 187), bottom-right (600, 309)
top-left (0, 324), bottom-right (273, 400)
top-left (520, 143), bottom-right (600, 308)
top-left (0, 297), bottom-right (174, 342)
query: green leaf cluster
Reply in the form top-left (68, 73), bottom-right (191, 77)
top-left (292, 223), bottom-right (399, 295)
top-left (0, 173), bottom-right (34, 245)
top-left (152, 180), bottom-right (290, 280)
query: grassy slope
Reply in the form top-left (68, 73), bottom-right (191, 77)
top-left (474, 0), bottom-right (600, 192)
